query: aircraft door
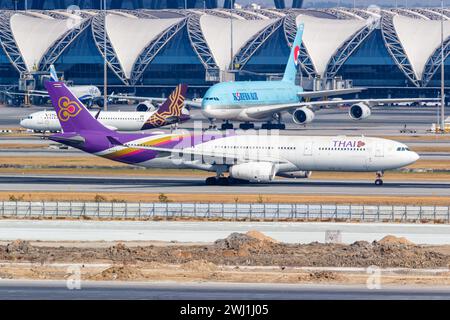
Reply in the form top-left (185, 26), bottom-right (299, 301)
top-left (304, 141), bottom-right (313, 156)
top-left (375, 142), bottom-right (384, 157)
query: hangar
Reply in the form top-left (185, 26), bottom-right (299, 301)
top-left (0, 7), bottom-right (449, 98)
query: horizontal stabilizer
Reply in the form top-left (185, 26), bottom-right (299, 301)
top-left (106, 136), bottom-right (122, 146)
top-left (50, 134), bottom-right (85, 145)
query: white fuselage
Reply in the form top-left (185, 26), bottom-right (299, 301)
top-left (69, 85), bottom-right (101, 101)
top-left (21, 110), bottom-right (150, 132)
top-left (102, 134), bottom-right (419, 174)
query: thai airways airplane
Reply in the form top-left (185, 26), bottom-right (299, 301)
top-left (202, 23), bottom-right (438, 130)
top-left (44, 81), bottom-right (419, 186)
top-left (20, 84), bottom-right (190, 132)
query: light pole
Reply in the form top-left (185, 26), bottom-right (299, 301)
top-left (230, 0), bottom-right (233, 72)
top-left (440, 0), bottom-right (445, 133)
top-left (103, 0), bottom-right (107, 111)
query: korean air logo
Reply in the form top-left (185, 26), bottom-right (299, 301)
top-left (232, 92), bottom-right (258, 101)
top-left (57, 96), bottom-right (82, 122)
top-left (293, 45), bottom-right (300, 66)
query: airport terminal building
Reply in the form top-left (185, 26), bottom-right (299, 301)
top-left (0, 7), bottom-right (450, 99)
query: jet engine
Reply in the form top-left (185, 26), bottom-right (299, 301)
top-left (292, 107), bottom-right (315, 124)
top-left (229, 162), bottom-right (276, 183)
top-left (277, 171), bottom-right (312, 179)
top-left (349, 102), bottom-right (371, 120)
top-left (136, 100), bottom-right (157, 112)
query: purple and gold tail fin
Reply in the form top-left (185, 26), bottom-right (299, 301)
top-left (142, 84), bottom-right (188, 129)
top-left (45, 81), bottom-right (111, 133)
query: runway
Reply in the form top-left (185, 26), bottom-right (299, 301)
top-left (1, 220), bottom-right (450, 244)
top-left (0, 174), bottom-right (449, 197)
top-left (0, 280), bottom-right (449, 299)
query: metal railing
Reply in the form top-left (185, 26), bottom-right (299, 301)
top-left (1, 201), bottom-right (450, 223)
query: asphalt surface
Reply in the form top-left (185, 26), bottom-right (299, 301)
top-left (1, 220), bottom-right (450, 244)
top-left (0, 280), bottom-right (449, 299)
top-left (1, 104), bottom-right (448, 136)
top-left (0, 174), bottom-right (449, 196)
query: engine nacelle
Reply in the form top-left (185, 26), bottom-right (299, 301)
top-left (277, 171), bottom-right (312, 179)
top-left (292, 107), bottom-right (315, 124)
top-left (136, 100), bottom-right (157, 112)
top-left (229, 162), bottom-right (276, 183)
top-left (349, 102), bottom-right (371, 120)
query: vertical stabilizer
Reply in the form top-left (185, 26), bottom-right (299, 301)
top-left (142, 84), bottom-right (188, 129)
top-left (49, 65), bottom-right (58, 81)
top-left (282, 23), bottom-right (304, 83)
top-left (45, 81), bottom-right (111, 133)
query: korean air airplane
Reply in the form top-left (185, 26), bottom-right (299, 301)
top-left (202, 23), bottom-right (437, 130)
top-left (20, 84), bottom-right (190, 132)
top-left (44, 81), bottom-right (419, 186)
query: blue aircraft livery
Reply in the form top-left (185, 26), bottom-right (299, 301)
top-left (201, 23), bottom-right (305, 117)
top-left (232, 92), bottom-right (259, 101)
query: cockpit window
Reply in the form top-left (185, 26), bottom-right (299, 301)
top-left (397, 147), bottom-right (410, 151)
top-left (204, 97), bottom-right (219, 101)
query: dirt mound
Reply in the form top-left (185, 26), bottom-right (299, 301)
top-left (214, 233), bottom-right (278, 257)
top-left (92, 265), bottom-right (143, 280)
top-left (106, 243), bottom-right (135, 263)
top-left (378, 235), bottom-right (415, 246)
top-left (246, 231), bottom-right (278, 243)
top-left (182, 259), bottom-right (217, 272)
top-left (6, 240), bottom-right (34, 255)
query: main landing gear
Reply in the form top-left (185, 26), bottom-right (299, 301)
top-left (205, 176), bottom-right (249, 185)
top-left (375, 171), bottom-right (384, 186)
top-left (239, 122), bottom-right (254, 130)
top-left (261, 122), bottom-right (286, 130)
top-left (206, 176), bottom-right (230, 185)
top-left (221, 121), bottom-right (234, 130)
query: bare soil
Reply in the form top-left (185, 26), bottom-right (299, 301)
top-left (1, 233), bottom-right (449, 268)
top-left (1, 233), bottom-right (450, 285)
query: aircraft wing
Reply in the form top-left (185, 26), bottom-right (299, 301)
top-left (2, 90), bottom-right (49, 98)
top-left (108, 94), bottom-right (202, 108)
top-left (244, 97), bottom-right (440, 119)
top-left (297, 87), bottom-right (365, 99)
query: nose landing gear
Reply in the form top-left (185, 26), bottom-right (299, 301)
top-left (374, 171), bottom-right (384, 186)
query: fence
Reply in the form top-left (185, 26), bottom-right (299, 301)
top-left (1, 201), bottom-right (450, 223)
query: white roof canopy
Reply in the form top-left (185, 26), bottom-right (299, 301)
top-left (200, 15), bottom-right (275, 70)
top-left (296, 14), bottom-right (366, 76)
top-left (393, 15), bottom-right (450, 80)
top-left (106, 14), bottom-right (183, 79)
top-left (10, 14), bottom-right (80, 71)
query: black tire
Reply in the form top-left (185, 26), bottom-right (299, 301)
top-left (375, 179), bottom-right (383, 186)
top-left (218, 177), bottom-right (230, 185)
top-left (221, 123), bottom-right (233, 130)
top-left (239, 123), bottom-right (255, 130)
top-left (205, 177), bottom-right (216, 185)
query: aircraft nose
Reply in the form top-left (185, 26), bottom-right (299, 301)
top-left (19, 119), bottom-right (26, 127)
top-left (410, 151), bottom-right (420, 163)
